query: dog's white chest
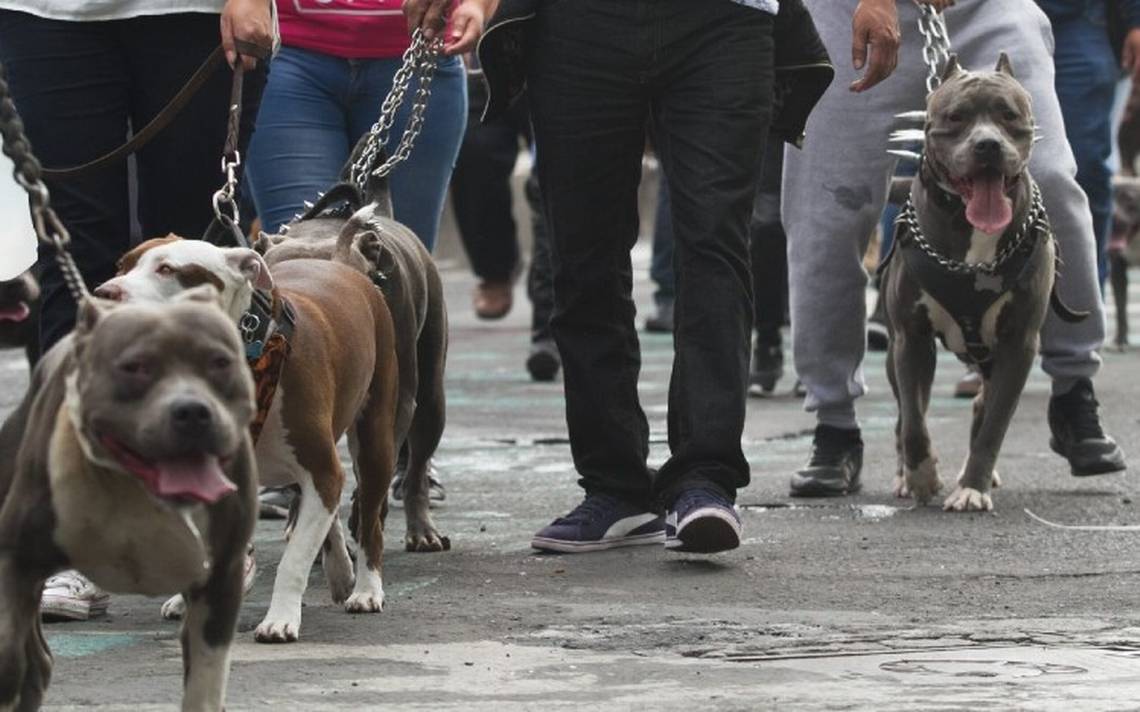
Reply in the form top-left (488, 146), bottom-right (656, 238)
top-left (48, 411), bottom-right (212, 596)
top-left (916, 290), bottom-right (1012, 355)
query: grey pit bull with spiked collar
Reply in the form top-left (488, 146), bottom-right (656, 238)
top-left (881, 54), bottom-right (1085, 512)
top-left (0, 291), bottom-right (257, 711)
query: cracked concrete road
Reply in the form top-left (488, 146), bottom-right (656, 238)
top-left (2, 242), bottom-right (1139, 710)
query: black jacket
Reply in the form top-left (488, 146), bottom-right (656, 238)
top-left (474, 0), bottom-right (835, 148)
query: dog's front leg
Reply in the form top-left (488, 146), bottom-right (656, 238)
top-left (945, 344), bottom-right (1035, 512)
top-left (892, 331), bottom-right (943, 504)
top-left (0, 556), bottom-right (49, 712)
top-left (180, 554), bottom-right (243, 712)
top-left (256, 477), bottom-right (337, 643)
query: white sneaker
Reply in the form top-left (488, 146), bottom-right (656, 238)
top-left (41, 570), bottom-right (109, 621)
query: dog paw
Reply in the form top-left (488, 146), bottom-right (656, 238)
top-left (160, 594), bottom-right (186, 621)
top-left (991, 470), bottom-right (1001, 489)
top-left (904, 458), bottom-right (943, 505)
top-left (254, 617), bottom-right (300, 644)
top-left (404, 529), bottom-right (451, 553)
top-left (322, 547), bottom-right (355, 605)
top-left (344, 591), bottom-right (384, 613)
top-left (957, 466), bottom-right (1001, 490)
top-left (942, 486), bottom-right (993, 512)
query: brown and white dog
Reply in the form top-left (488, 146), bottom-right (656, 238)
top-left (97, 236), bottom-right (399, 643)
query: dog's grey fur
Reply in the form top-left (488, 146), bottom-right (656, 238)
top-left (882, 55), bottom-right (1059, 512)
top-left (0, 292), bottom-right (257, 710)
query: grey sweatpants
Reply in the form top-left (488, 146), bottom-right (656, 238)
top-left (783, 0), bottom-right (1106, 428)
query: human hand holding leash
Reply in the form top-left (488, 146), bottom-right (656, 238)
top-left (850, 0), bottom-right (901, 93)
top-left (221, 0), bottom-right (273, 69)
top-left (403, 0), bottom-right (499, 55)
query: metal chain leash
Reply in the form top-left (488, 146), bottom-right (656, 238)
top-left (898, 180), bottom-right (1048, 275)
top-left (212, 60), bottom-right (248, 245)
top-left (0, 65), bottom-right (89, 301)
top-left (349, 29), bottom-right (442, 188)
top-left (916, 2), bottom-right (951, 96)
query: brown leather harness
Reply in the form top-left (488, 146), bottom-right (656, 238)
top-left (239, 289), bottom-right (296, 443)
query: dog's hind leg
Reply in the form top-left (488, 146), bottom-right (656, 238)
top-left (945, 345), bottom-right (1035, 512)
top-left (255, 476), bottom-right (338, 643)
top-left (1110, 251), bottom-right (1129, 349)
top-left (885, 335), bottom-right (908, 498)
top-left (892, 331), bottom-right (942, 504)
top-left (181, 553), bottom-right (243, 711)
top-left (345, 398), bottom-right (397, 613)
top-left (404, 309), bottom-right (449, 553)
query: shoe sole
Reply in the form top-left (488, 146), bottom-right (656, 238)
top-left (665, 509), bottom-right (741, 554)
top-left (1050, 438), bottom-right (1127, 476)
top-left (41, 596), bottom-right (109, 622)
top-left (789, 480), bottom-right (862, 498)
top-left (531, 531), bottom-right (665, 553)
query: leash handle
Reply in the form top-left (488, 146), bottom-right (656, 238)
top-left (211, 42), bottom-right (267, 249)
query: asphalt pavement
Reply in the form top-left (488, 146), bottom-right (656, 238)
top-left (2, 239), bottom-right (1139, 711)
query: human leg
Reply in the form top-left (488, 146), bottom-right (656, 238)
top-left (645, 179), bottom-right (676, 332)
top-left (750, 135), bottom-right (788, 396)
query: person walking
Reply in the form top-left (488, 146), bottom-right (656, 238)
top-left (782, 0), bottom-right (1126, 500)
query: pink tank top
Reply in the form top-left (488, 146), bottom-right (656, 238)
top-left (277, 0), bottom-right (452, 59)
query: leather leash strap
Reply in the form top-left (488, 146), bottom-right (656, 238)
top-left (42, 40), bottom-right (269, 180)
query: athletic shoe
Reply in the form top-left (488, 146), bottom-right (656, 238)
top-left (1048, 378), bottom-right (1126, 476)
top-left (258, 485), bottom-right (297, 519)
top-left (664, 487), bottom-right (741, 554)
top-left (531, 493), bottom-right (664, 553)
top-left (41, 570), bottom-right (109, 621)
top-left (390, 464), bottom-right (446, 508)
top-left (749, 333), bottom-right (784, 397)
top-left (790, 425), bottom-right (864, 497)
top-left (526, 338), bottom-right (561, 382)
top-left (644, 298), bottom-right (674, 333)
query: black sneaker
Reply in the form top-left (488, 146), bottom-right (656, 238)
top-left (644, 298), bottom-right (674, 333)
top-left (526, 338), bottom-right (561, 382)
top-left (790, 425), bottom-right (864, 497)
top-left (531, 493), bottom-right (664, 553)
top-left (749, 334), bottom-right (784, 397)
top-left (664, 487), bottom-right (741, 554)
top-left (1048, 378), bottom-right (1126, 476)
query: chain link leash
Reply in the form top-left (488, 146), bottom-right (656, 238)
top-left (916, 2), bottom-right (951, 96)
top-left (0, 65), bottom-right (89, 301)
top-left (349, 30), bottom-right (442, 188)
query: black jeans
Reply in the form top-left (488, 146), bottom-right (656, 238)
top-left (0, 11), bottom-right (265, 352)
top-left (450, 80), bottom-right (529, 283)
top-left (751, 136), bottom-right (789, 344)
top-left (528, 0), bottom-right (774, 507)
top-left (525, 171), bottom-right (555, 343)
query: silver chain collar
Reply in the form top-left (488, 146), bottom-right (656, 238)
top-left (916, 2), bottom-right (951, 96)
top-left (348, 30), bottom-right (442, 188)
top-left (897, 180), bottom-right (1048, 275)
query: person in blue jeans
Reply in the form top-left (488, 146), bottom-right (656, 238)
top-left (1036, 0), bottom-right (1140, 287)
top-left (246, 0), bottom-right (471, 248)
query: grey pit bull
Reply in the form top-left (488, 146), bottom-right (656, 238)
top-left (0, 290), bottom-right (257, 711)
top-left (256, 138), bottom-right (449, 554)
top-left (881, 54), bottom-right (1085, 513)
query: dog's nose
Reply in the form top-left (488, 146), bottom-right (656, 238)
top-left (973, 138), bottom-right (1001, 160)
top-left (93, 283), bottom-right (125, 301)
top-left (170, 398), bottom-right (213, 435)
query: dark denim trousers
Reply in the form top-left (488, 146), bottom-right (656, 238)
top-left (1044, 2), bottom-right (1117, 287)
top-left (0, 11), bottom-right (265, 352)
top-left (528, 0), bottom-right (774, 507)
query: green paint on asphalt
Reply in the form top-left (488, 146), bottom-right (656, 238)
top-left (47, 633), bottom-right (139, 658)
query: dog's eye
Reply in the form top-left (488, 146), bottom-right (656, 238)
top-left (1002, 110), bottom-right (1019, 121)
top-left (209, 354), bottom-right (233, 371)
top-left (156, 264), bottom-right (175, 277)
top-left (947, 112), bottom-right (963, 123)
top-left (118, 359), bottom-right (151, 377)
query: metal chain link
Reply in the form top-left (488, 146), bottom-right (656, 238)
top-left (349, 30), bottom-right (442, 188)
top-left (898, 180), bottom-right (1047, 275)
top-left (916, 2), bottom-right (951, 96)
top-left (212, 61), bottom-right (246, 238)
top-left (0, 64), bottom-right (89, 301)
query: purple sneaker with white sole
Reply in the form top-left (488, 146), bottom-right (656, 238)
top-left (531, 493), bottom-right (664, 553)
top-left (664, 487), bottom-right (741, 554)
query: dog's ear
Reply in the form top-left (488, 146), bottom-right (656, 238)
top-left (941, 54), bottom-right (962, 83)
top-left (75, 296), bottom-right (113, 337)
top-left (225, 247), bottom-right (274, 291)
top-left (995, 52), bottom-right (1015, 77)
top-left (252, 231), bottom-right (272, 256)
top-left (354, 230), bottom-right (396, 275)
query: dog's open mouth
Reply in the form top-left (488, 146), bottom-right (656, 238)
top-left (99, 434), bottom-right (237, 504)
top-left (0, 301), bottom-right (30, 323)
top-left (952, 171), bottom-right (1018, 235)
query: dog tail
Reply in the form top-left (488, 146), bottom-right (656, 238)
top-left (342, 134), bottom-right (395, 220)
top-left (1050, 284), bottom-right (1089, 323)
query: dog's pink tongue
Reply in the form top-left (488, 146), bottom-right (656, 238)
top-left (965, 174), bottom-right (1012, 235)
top-left (0, 302), bottom-right (29, 322)
top-left (154, 455), bottom-right (236, 504)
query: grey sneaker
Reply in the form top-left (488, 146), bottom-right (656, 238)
top-left (41, 570), bottom-right (110, 621)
